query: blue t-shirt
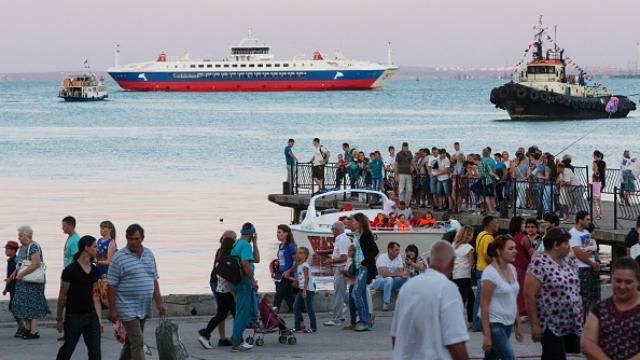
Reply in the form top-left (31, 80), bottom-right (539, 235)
top-left (231, 239), bottom-right (255, 273)
top-left (277, 243), bottom-right (297, 273)
top-left (64, 233), bottom-right (81, 267)
top-left (285, 146), bottom-right (294, 165)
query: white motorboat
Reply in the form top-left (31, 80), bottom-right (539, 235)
top-left (290, 189), bottom-right (454, 256)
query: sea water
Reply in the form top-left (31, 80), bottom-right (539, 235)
top-left (0, 79), bottom-right (638, 296)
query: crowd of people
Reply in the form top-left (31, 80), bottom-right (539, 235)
top-left (285, 138), bottom-right (640, 222)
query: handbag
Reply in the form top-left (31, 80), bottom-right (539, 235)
top-left (17, 242), bottom-right (46, 284)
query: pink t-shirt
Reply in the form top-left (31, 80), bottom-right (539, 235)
top-left (592, 182), bottom-right (602, 198)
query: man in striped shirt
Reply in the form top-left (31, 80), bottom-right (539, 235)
top-left (107, 224), bottom-right (166, 360)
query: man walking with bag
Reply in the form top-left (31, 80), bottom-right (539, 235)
top-left (107, 224), bottom-right (166, 360)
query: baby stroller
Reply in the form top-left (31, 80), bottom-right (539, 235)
top-left (245, 296), bottom-right (297, 346)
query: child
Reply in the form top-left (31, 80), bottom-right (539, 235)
top-left (342, 245), bottom-right (357, 330)
top-left (394, 214), bottom-right (411, 231)
top-left (3, 240), bottom-right (25, 337)
top-left (592, 174), bottom-right (603, 220)
top-left (335, 154), bottom-right (346, 190)
top-left (259, 294), bottom-right (291, 333)
top-left (289, 247), bottom-right (317, 333)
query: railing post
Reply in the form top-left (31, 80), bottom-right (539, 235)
top-left (589, 180), bottom-right (594, 225)
top-left (614, 186), bottom-right (618, 230)
top-left (512, 179), bottom-right (517, 217)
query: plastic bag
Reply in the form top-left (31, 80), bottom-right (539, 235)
top-left (155, 318), bottom-right (189, 360)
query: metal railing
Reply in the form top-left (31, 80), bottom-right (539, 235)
top-left (613, 186), bottom-right (640, 229)
top-left (292, 162), bottom-right (393, 194)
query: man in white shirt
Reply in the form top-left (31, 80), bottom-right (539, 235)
top-left (393, 201), bottom-right (413, 220)
top-left (371, 242), bottom-right (409, 311)
top-left (453, 142), bottom-right (464, 158)
top-left (384, 146), bottom-right (396, 171)
top-left (324, 222), bottom-right (350, 326)
top-left (391, 240), bottom-right (470, 360)
top-left (309, 137), bottom-right (330, 192)
top-left (383, 191), bottom-right (398, 215)
top-left (569, 211), bottom-right (600, 320)
top-left (436, 149), bottom-right (452, 211)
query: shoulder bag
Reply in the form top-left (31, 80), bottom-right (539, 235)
top-left (17, 242), bottom-right (46, 284)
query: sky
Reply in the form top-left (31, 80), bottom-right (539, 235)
top-left (1, 0), bottom-right (639, 73)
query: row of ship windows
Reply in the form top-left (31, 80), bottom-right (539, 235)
top-left (174, 72), bottom-right (309, 79)
top-left (186, 63), bottom-right (304, 69)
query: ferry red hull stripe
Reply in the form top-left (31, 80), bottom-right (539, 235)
top-left (115, 80), bottom-right (378, 92)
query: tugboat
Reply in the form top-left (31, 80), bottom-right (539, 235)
top-left (490, 17), bottom-right (636, 120)
top-left (59, 73), bottom-right (108, 101)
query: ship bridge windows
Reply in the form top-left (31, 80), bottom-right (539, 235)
top-left (198, 64), bottom-right (204, 68)
top-left (266, 64), bottom-right (272, 67)
top-left (231, 47), bottom-right (269, 55)
top-left (232, 64), bottom-right (238, 68)
top-left (190, 64), bottom-right (196, 68)
top-left (206, 64), bottom-right (212, 68)
top-left (215, 64), bottom-right (221, 68)
top-left (223, 64), bottom-right (229, 68)
top-left (257, 64), bottom-right (264, 67)
top-left (240, 64), bottom-right (247, 67)
top-left (249, 64), bottom-right (255, 68)
top-left (283, 63), bottom-right (289, 67)
top-left (527, 65), bottom-right (555, 74)
top-left (274, 63), bottom-right (281, 67)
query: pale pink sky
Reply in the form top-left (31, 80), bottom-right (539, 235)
top-left (2, 0), bottom-right (639, 72)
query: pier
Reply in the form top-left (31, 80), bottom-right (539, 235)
top-left (271, 162), bottom-right (640, 261)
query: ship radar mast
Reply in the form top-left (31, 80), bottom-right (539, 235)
top-left (532, 15), bottom-right (547, 61)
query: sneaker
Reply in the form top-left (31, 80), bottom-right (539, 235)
top-left (323, 320), bottom-right (341, 326)
top-left (23, 332), bottom-right (40, 339)
top-left (303, 328), bottom-right (316, 333)
top-left (353, 323), bottom-right (370, 332)
top-left (14, 329), bottom-right (26, 338)
top-left (218, 338), bottom-right (233, 347)
top-left (144, 344), bottom-right (152, 356)
top-left (232, 343), bottom-right (254, 352)
top-left (198, 336), bottom-right (213, 349)
top-left (382, 303), bottom-right (391, 311)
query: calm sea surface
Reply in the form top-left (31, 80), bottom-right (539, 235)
top-left (1, 79), bottom-right (638, 296)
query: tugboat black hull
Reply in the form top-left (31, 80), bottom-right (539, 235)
top-left (490, 83), bottom-right (636, 120)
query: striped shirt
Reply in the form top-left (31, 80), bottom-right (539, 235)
top-left (107, 246), bottom-right (158, 321)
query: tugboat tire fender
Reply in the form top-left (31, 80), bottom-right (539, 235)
top-left (499, 86), bottom-right (510, 98)
top-left (540, 92), bottom-right (550, 103)
top-left (529, 90), bottom-right (540, 101)
top-left (516, 87), bottom-right (528, 100)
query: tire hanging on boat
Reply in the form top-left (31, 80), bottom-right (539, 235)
top-left (516, 87), bottom-right (528, 100)
top-left (529, 90), bottom-right (540, 101)
top-left (499, 86), bottom-right (510, 98)
top-left (540, 92), bottom-right (550, 104)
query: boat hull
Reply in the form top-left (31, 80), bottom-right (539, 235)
top-left (108, 68), bottom-right (396, 92)
top-left (291, 227), bottom-right (445, 257)
top-left (490, 83), bottom-right (636, 120)
top-left (59, 95), bottom-right (108, 102)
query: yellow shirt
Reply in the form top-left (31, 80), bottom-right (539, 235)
top-left (475, 230), bottom-right (494, 271)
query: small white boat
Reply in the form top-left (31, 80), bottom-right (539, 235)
top-left (290, 189), bottom-right (453, 256)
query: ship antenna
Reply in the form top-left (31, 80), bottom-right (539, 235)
top-left (115, 44), bottom-right (120, 67)
top-left (387, 41), bottom-right (393, 66)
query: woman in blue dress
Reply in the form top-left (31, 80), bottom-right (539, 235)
top-left (10, 225), bottom-right (50, 339)
top-left (95, 220), bottom-right (117, 308)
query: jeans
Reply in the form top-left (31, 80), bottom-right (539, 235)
top-left (484, 323), bottom-right (515, 360)
top-left (515, 182), bottom-right (527, 208)
top-left (274, 277), bottom-right (295, 312)
top-left (293, 290), bottom-right (316, 330)
top-left (453, 278), bottom-right (475, 323)
top-left (421, 175), bottom-right (430, 203)
top-left (204, 292), bottom-right (235, 337)
top-left (370, 277), bottom-right (406, 304)
top-left (372, 178), bottom-right (382, 192)
top-left (397, 174), bottom-right (413, 204)
top-left (119, 318), bottom-right (146, 360)
top-left (286, 164), bottom-right (294, 190)
top-left (534, 182), bottom-right (545, 218)
top-left (437, 179), bottom-right (452, 198)
top-left (348, 285), bottom-right (357, 325)
top-left (56, 312), bottom-right (101, 360)
top-left (231, 277), bottom-right (256, 346)
top-left (332, 266), bottom-right (348, 321)
top-left (352, 266), bottom-right (370, 327)
top-left (472, 270), bottom-right (483, 331)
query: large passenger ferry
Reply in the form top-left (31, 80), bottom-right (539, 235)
top-left (108, 36), bottom-right (398, 92)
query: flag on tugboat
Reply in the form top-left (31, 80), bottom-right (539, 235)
top-left (605, 97), bottom-right (619, 114)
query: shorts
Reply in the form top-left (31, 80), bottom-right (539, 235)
top-left (483, 182), bottom-right (496, 197)
top-left (578, 267), bottom-right (601, 308)
top-left (437, 179), bottom-right (451, 197)
top-left (313, 165), bottom-right (324, 180)
top-left (430, 176), bottom-right (439, 195)
top-left (622, 170), bottom-right (636, 191)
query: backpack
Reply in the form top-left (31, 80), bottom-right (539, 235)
top-left (213, 253), bottom-right (243, 285)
